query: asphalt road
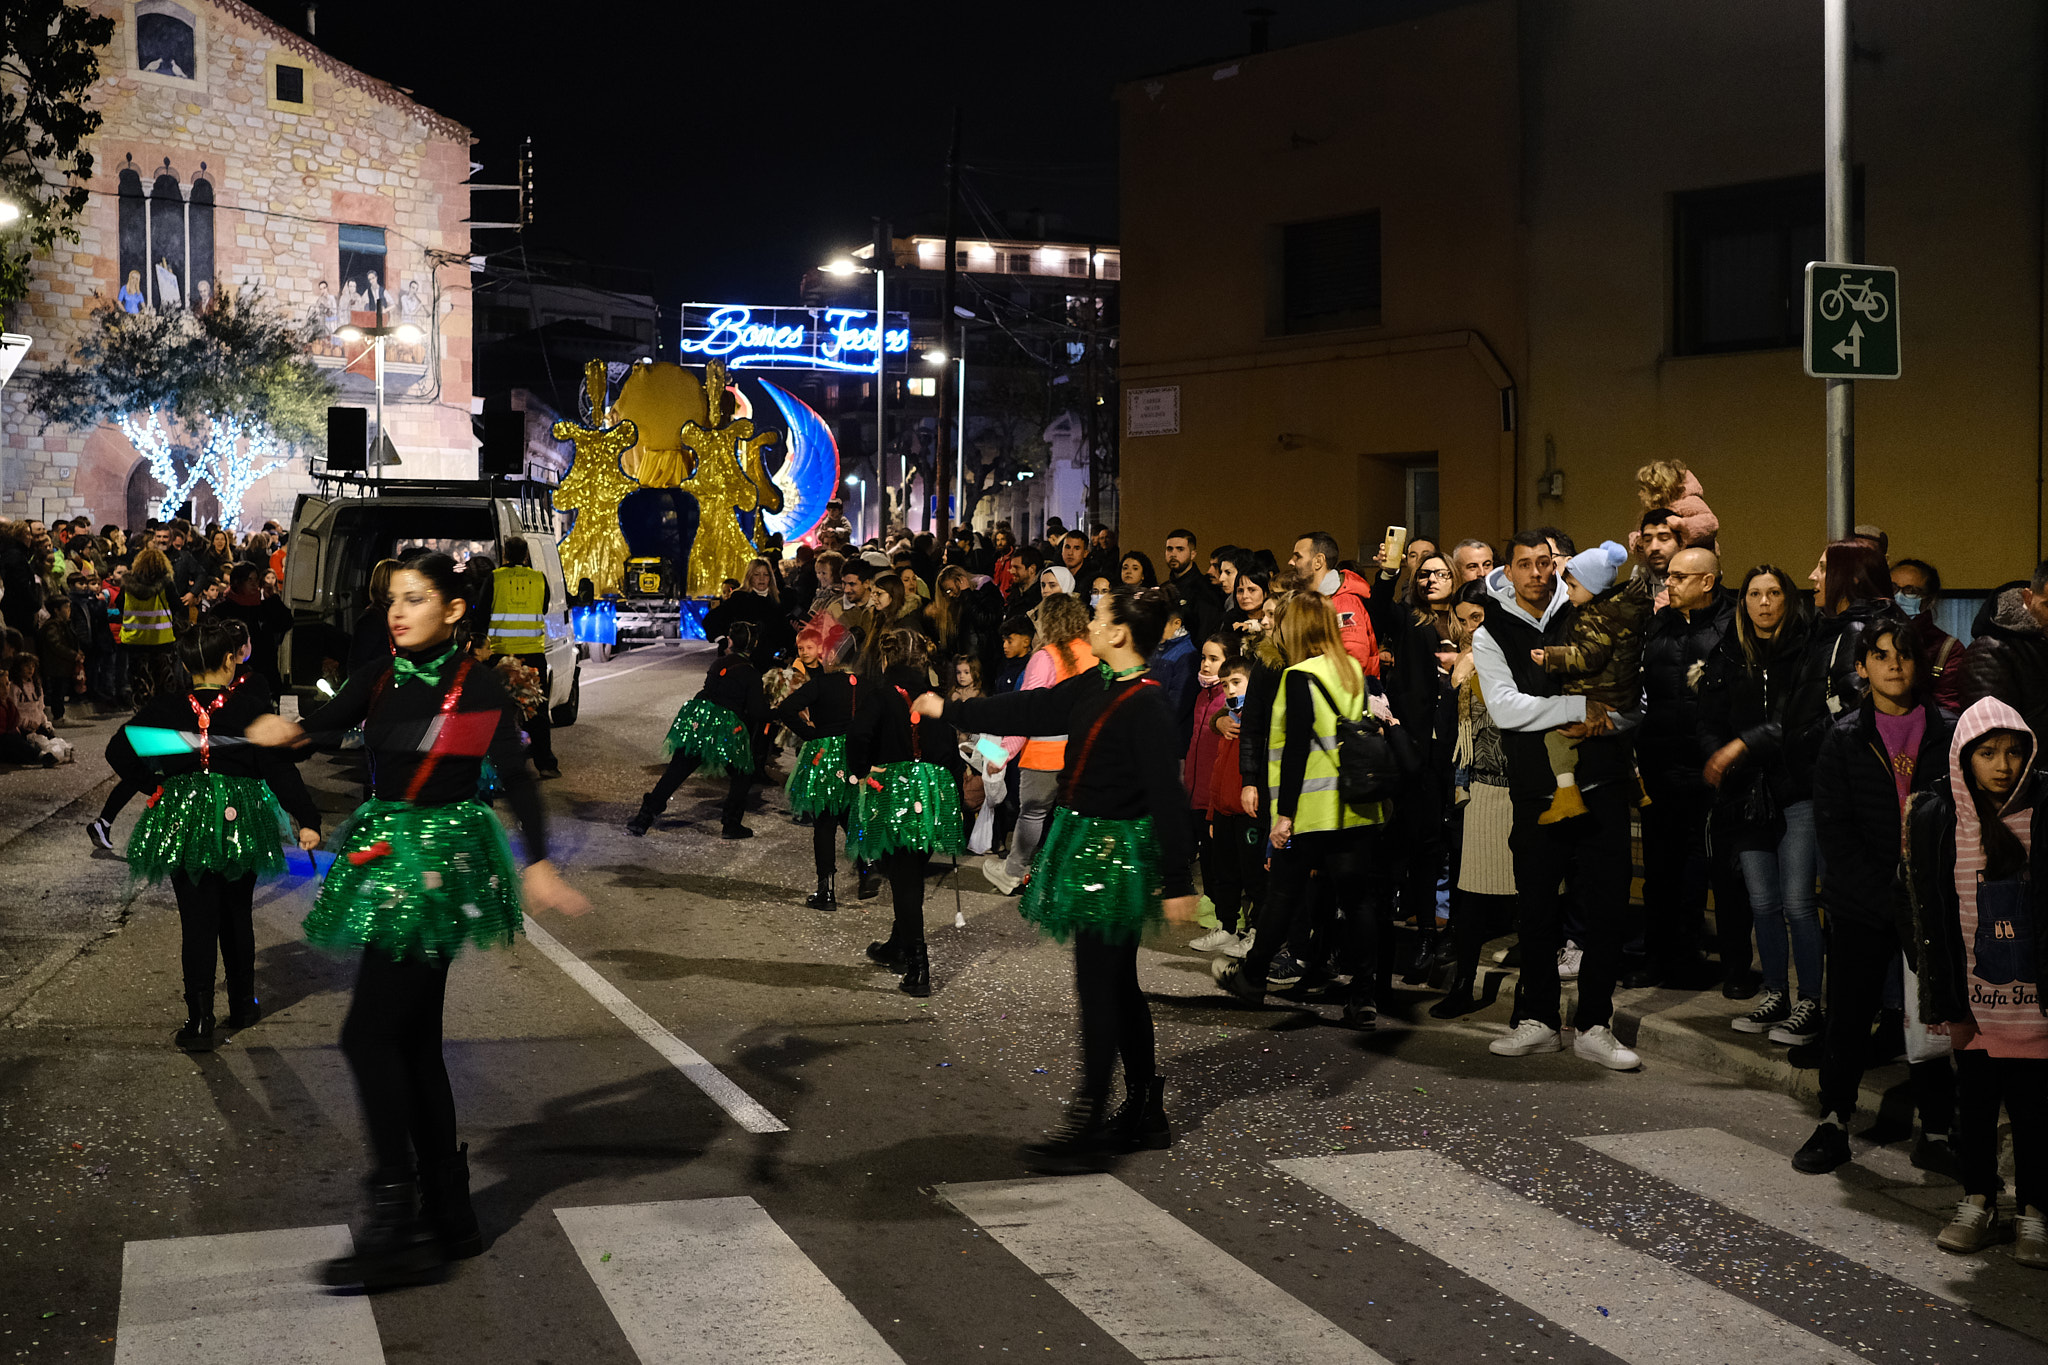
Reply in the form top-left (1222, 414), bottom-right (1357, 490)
top-left (3, 642), bottom-right (2046, 1364)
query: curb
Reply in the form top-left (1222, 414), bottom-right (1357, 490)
top-left (1615, 993), bottom-right (1900, 1118)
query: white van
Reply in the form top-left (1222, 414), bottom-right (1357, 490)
top-left (277, 483), bottom-right (580, 723)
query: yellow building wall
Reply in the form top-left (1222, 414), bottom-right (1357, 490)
top-left (1116, 1), bottom-right (1526, 565)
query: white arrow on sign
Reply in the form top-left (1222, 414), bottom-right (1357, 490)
top-left (1832, 321), bottom-right (1863, 368)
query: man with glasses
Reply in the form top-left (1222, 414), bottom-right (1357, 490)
top-left (1637, 545), bottom-right (1751, 994)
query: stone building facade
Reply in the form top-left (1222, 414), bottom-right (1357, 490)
top-left (0, 0), bottom-right (477, 530)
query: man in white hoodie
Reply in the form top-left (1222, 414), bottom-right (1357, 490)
top-left (1469, 530), bottom-right (1641, 1071)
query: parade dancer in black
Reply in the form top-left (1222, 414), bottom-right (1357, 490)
top-left (773, 621), bottom-right (865, 908)
top-left (248, 553), bottom-right (589, 1289)
top-left (920, 588), bottom-right (1197, 1172)
top-left (629, 622), bottom-right (768, 840)
top-left (848, 627), bottom-right (965, 996)
top-left (107, 616), bottom-right (321, 1051)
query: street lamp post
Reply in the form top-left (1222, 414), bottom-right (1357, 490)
top-left (823, 253), bottom-right (889, 543)
top-left (334, 320), bottom-right (421, 484)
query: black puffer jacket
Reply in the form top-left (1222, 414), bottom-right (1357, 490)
top-left (1811, 699), bottom-right (1954, 928)
top-left (1698, 616), bottom-right (1837, 814)
top-left (1960, 583), bottom-right (2048, 740)
top-left (1638, 587), bottom-right (1736, 788)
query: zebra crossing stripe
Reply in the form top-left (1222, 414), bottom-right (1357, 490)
top-left (114, 1225), bottom-right (382, 1365)
top-left (555, 1197), bottom-right (903, 1364)
top-left (1276, 1150), bottom-right (1863, 1365)
top-left (522, 915), bottom-right (789, 1134)
top-left (939, 1174), bottom-right (1392, 1364)
top-left (1578, 1127), bottom-right (2048, 1341)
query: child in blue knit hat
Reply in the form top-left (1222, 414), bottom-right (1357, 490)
top-left (1532, 540), bottom-right (1654, 824)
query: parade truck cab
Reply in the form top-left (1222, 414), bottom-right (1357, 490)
top-left (277, 481), bottom-right (581, 724)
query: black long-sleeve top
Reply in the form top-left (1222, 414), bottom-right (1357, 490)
top-left (774, 670), bottom-right (860, 740)
top-left (106, 683), bottom-right (321, 832)
top-left (696, 654), bottom-right (770, 727)
top-left (945, 672), bottom-right (1195, 896)
top-left (848, 664), bottom-right (961, 775)
top-left (298, 643), bottom-right (548, 862)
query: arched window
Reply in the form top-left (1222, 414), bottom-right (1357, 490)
top-left (135, 0), bottom-right (197, 80)
top-left (117, 157), bottom-right (147, 314)
top-left (149, 161), bottom-right (185, 310)
top-left (187, 165), bottom-right (215, 309)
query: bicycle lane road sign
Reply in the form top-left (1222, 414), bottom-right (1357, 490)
top-left (1805, 261), bottom-right (1900, 379)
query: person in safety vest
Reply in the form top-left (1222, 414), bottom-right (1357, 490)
top-left (489, 537), bottom-right (558, 777)
top-left (119, 544), bottom-right (181, 704)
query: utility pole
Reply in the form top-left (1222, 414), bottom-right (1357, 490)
top-left (936, 110), bottom-right (961, 537)
top-left (1084, 242), bottom-right (1100, 535)
top-left (1823, 0), bottom-right (1853, 540)
top-left (873, 216), bottom-right (889, 543)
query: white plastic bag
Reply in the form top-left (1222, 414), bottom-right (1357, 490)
top-left (968, 797), bottom-right (996, 855)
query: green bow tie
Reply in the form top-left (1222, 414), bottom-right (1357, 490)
top-left (391, 644), bottom-right (457, 688)
top-left (1097, 662), bottom-right (1148, 688)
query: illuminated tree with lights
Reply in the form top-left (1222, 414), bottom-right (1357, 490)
top-left (28, 287), bottom-right (335, 526)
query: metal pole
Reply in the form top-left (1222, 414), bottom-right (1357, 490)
top-left (956, 320), bottom-right (968, 531)
top-left (874, 265), bottom-right (885, 544)
top-left (1824, 0), bottom-right (1853, 541)
top-left (373, 334), bottom-right (385, 491)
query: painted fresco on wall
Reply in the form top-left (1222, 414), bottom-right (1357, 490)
top-left (116, 154), bottom-right (214, 313)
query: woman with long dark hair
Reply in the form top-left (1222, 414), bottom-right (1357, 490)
top-left (107, 616), bottom-right (321, 1051)
top-left (919, 587), bottom-right (1196, 1171)
top-left (1701, 564), bottom-right (1833, 1048)
top-left (630, 620), bottom-right (768, 841)
top-left (849, 626), bottom-right (965, 997)
top-left (1119, 550), bottom-right (1158, 589)
top-left (247, 552), bottom-right (589, 1288)
top-left (1389, 552), bottom-right (1461, 979)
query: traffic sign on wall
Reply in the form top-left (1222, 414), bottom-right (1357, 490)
top-left (1804, 262), bottom-right (1900, 380)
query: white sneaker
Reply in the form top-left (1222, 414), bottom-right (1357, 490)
top-left (1938, 1196), bottom-right (1998, 1254)
top-left (86, 817), bottom-right (114, 851)
top-left (1221, 931), bottom-right (1251, 959)
top-left (981, 856), bottom-right (1021, 896)
top-left (1490, 1019), bottom-right (1563, 1056)
top-left (1188, 927), bottom-right (1238, 953)
top-left (1574, 1023), bottom-right (1641, 1071)
top-left (1557, 941), bottom-right (1583, 981)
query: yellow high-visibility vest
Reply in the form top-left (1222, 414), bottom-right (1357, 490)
top-left (488, 565), bottom-right (548, 655)
top-left (1266, 652), bottom-right (1388, 833)
top-left (119, 587), bottom-right (175, 646)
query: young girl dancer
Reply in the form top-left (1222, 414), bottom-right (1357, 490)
top-left (628, 621), bottom-right (767, 840)
top-left (918, 587), bottom-right (1197, 1172)
top-left (773, 620), bottom-right (863, 908)
top-left (247, 552), bottom-right (589, 1288)
top-left (849, 627), bottom-right (964, 997)
top-left (107, 616), bottom-right (321, 1051)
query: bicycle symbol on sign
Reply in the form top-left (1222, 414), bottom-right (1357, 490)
top-left (1818, 274), bottom-right (1890, 324)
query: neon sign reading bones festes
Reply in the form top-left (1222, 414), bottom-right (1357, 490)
top-left (677, 304), bottom-right (911, 373)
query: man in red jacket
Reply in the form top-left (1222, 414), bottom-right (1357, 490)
top-left (1287, 531), bottom-right (1380, 677)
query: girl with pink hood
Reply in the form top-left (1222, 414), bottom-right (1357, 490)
top-left (1907, 696), bottom-right (2048, 1267)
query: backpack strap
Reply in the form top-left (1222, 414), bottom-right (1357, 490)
top-left (1059, 679), bottom-right (1157, 805)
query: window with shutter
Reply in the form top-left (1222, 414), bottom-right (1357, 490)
top-left (1280, 212), bottom-right (1381, 334)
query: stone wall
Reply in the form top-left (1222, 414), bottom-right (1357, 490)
top-left (0, 0), bottom-right (475, 530)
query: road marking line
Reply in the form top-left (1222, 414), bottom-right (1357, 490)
top-left (579, 654), bottom-right (690, 687)
top-left (521, 915), bottom-right (788, 1133)
top-left (1578, 1127), bottom-right (2048, 1339)
top-left (1276, 1150), bottom-right (1861, 1365)
top-left (555, 1197), bottom-right (901, 1364)
top-left (115, 1225), bottom-right (382, 1365)
top-left (939, 1174), bottom-right (1390, 1364)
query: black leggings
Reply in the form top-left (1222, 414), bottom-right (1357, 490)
top-left (886, 849), bottom-right (930, 946)
top-left (101, 775), bottom-right (147, 825)
top-left (812, 810), bottom-right (844, 878)
top-left (1201, 813), bottom-right (1264, 934)
top-left (170, 871), bottom-right (256, 1009)
top-left (1955, 1051), bottom-right (2048, 1212)
top-left (649, 754), bottom-right (753, 829)
top-left (340, 947), bottom-right (458, 1180)
top-left (1074, 930), bottom-right (1155, 1101)
top-left (1247, 827), bottom-right (1379, 993)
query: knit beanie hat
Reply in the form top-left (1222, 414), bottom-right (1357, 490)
top-left (1565, 540), bottom-right (1628, 595)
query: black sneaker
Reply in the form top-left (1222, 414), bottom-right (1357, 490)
top-left (1792, 1121), bottom-right (1852, 1174)
top-left (86, 817), bottom-right (114, 851)
top-left (1770, 999), bottom-right (1824, 1046)
top-left (1912, 1134), bottom-right (1960, 1179)
top-left (1722, 970), bottom-right (1762, 1001)
top-left (1731, 989), bottom-right (1789, 1034)
top-left (1264, 951), bottom-right (1306, 989)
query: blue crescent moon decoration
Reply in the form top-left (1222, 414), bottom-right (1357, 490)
top-left (757, 379), bottom-right (839, 545)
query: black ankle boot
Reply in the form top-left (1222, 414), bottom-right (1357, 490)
top-left (1428, 972), bottom-right (1482, 1019)
top-left (866, 935), bottom-right (906, 969)
top-left (1023, 1094), bottom-right (1118, 1174)
top-left (625, 793), bottom-right (661, 837)
top-left (898, 940), bottom-right (931, 997)
top-left (223, 999), bottom-right (261, 1030)
top-left (1110, 1075), bottom-right (1170, 1153)
top-left (418, 1143), bottom-right (483, 1260)
top-left (176, 993), bottom-right (215, 1051)
top-left (805, 874), bottom-right (837, 911)
top-left (857, 866), bottom-right (884, 900)
top-left (1402, 932), bottom-right (1438, 985)
top-left (321, 1178), bottom-right (447, 1287)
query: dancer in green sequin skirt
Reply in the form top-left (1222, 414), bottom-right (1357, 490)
top-left (774, 618), bottom-right (867, 909)
top-left (105, 617), bottom-right (323, 1053)
top-left (629, 622), bottom-right (769, 840)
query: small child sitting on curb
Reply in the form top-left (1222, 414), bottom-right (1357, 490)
top-left (1532, 540), bottom-right (1652, 824)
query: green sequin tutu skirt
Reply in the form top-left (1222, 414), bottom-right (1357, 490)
top-left (851, 760), bottom-right (964, 860)
top-left (664, 698), bottom-right (754, 775)
top-left (787, 735), bottom-right (854, 817)
top-left (303, 799), bottom-right (523, 960)
top-left (127, 773), bottom-right (290, 885)
top-left (1019, 808), bottom-right (1163, 945)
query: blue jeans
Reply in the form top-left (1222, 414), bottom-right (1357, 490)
top-left (1738, 799), bottom-right (1823, 1000)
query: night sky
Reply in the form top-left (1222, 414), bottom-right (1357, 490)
top-left (244, 0), bottom-right (1395, 306)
